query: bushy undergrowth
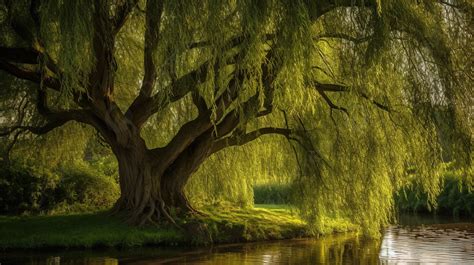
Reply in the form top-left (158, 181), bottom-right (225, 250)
top-left (0, 161), bottom-right (119, 215)
top-left (0, 162), bottom-right (58, 214)
top-left (396, 171), bottom-right (473, 217)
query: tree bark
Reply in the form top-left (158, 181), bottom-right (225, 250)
top-left (110, 133), bottom-right (203, 226)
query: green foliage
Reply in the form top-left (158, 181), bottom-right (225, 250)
top-left (0, 0), bottom-right (472, 238)
top-left (0, 161), bottom-right (119, 215)
top-left (253, 184), bottom-right (291, 204)
top-left (0, 161), bottom-right (59, 215)
top-left (38, 0), bottom-right (95, 95)
top-left (396, 169), bottom-right (474, 217)
top-left (186, 135), bottom-right (298, 208)
top-left (181, 1), bottom-right (471, 237)
top-left (52, 164), bottom-right (119, 214)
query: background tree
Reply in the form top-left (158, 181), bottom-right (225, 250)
top-left (0, 0), bottom-right (472, 234)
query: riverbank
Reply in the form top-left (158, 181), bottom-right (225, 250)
top-left (0, 204), bottom-right (357, 250)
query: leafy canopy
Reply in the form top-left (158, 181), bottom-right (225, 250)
top-left (0, 0), bottom-right (472, 236)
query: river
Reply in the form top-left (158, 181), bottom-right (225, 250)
top-left (1, 214), bottom-right (473, 264)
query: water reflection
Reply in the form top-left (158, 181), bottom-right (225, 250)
top-left (380, 224), bottom-right (474, 264)
top-left (2, 217), bottom-right (473, 265)
top-left (154, 234), bottom-right (381, 264)
top-left (2, 233), bottom-right (380, 265)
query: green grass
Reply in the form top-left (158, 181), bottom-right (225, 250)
top-left (0, 212), bottom-right (184, 249)
top-left (0, 205), bottom-right (356, 250)
top-left (254, 203), bottom-right (293, 210)
top-left (253, 204), bottom-right (358, 234)
top-left (197, 204), bottom-right (307, 243)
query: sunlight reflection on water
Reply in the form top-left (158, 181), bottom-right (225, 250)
top-left (379, 224), bottom-right (474, 264)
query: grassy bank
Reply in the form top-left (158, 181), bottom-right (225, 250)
top-left (0, 204), bottom-right (357, 250)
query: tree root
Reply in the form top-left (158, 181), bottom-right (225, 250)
top-left (110, 197), bottom-right (188, 229)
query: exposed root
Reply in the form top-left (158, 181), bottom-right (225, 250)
top-left (110, 197), bottom-right (189, 229)
top-left (138, 200), bottom-right (156, 227)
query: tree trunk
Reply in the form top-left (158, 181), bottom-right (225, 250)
top-left (110, 138), bottom-right (198, 226)
top-left (161, 167), bottom-right (198, 216)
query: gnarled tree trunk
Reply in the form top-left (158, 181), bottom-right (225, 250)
top-left (110, 133), bottom-right (206, 226)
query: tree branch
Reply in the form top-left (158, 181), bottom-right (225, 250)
top-left (0, 110), bottom-right (90, 136)
top-left (112, 0), bottom-right (139, 35)
top-left (315, 0), bottom-right (374, 18)
top-left (311, 81), bottom-right (391, 113)
top-left (135, 0), bottom-right (164, 99)
top-left (0, 60), bottom-right (60, 90)
top-left (126, 60), bottom-right (210, 127)
top-left (0, 47), bottom-right (39, 64)
top-left (314, 33), bottom-right (371, 44)
top-left (211, 127), bottom-right (292, 154)
top-left (314, 85), bottom-right (349, 115)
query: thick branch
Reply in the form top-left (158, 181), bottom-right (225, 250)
top-left (127, 31), bottom-right (250, 127)
top-left (149, 69), bottom-right (244, 170)
top-left (89, 1), bottom-right (120, 101)
top-left (0, 110), bottom-right (90, 136)
top-left (133, 0), bottom-right (164, 103)
top-left (126, 61), bottom-right (209, 127)
top-left (0, 47), bottom-right (39, 64)
top-left (151, 42), bottom-right (278, 172)
top-left (0, 60), bottom-right (60, 90)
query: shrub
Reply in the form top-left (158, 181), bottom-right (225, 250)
top-left (52, 164), bottom-right (120, 213)
top-left (0, 162), bottom-right (59, 215)
top-left (0, 161), bottom-right (120, 215)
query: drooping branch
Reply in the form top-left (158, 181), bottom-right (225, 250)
top-left (439, 0), bottom-right (474, 11)
top-left (211, 127), bottom-right (292, 154)
top-left (311, 81), bottom-right (391, 113)
top-left (314, 85), bottom-right (349, 115)
top-left (315, 0), bottom-right (375, 18)
top-left (314, 33), bottom-right (371, 44)
top-left (1, 128), bottom-right (25, 163)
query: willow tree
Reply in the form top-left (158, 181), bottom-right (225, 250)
top-left (0, 0), bottom-right (472, 229)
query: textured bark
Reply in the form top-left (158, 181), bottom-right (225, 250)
top-left (110, 132), bottom-right (204, 226)
top-left (161, 133), bottom-right (215, 215)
